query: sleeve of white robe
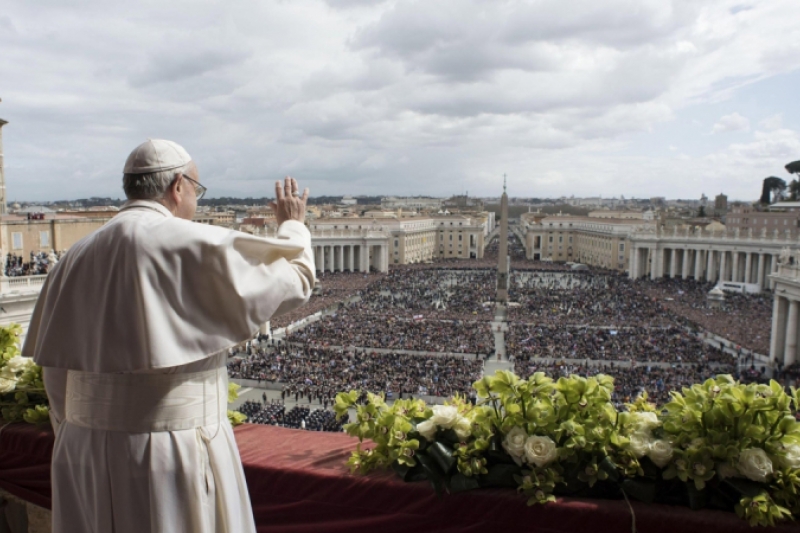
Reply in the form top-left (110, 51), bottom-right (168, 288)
top-left (24, 214), bottom-right (317, 372)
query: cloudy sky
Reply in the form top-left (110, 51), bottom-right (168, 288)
top-left (1, 0), bottom-right (800, 202)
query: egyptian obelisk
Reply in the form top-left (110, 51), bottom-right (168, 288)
top-left (496, 174), bottom-right (509, 305)
top-left (489, 175), bottom-right (510, 365)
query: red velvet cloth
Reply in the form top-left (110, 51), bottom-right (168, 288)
top-left (1, 422), bottom-right (797, 532)
top-left (0, 423), bottom-right (53, 509)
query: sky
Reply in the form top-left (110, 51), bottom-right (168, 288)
top-left (1, 0), bottom-right (800, 202)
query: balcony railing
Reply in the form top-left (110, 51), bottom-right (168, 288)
top-left (0, 274), bottom-right (48, 294)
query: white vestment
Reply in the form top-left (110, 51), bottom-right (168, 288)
top-left (22, 200), bottom-right (315, 533)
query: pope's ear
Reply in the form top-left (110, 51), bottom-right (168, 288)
top-left (167, 173), bottom-right (183, 204)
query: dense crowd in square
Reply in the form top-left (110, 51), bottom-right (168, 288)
top-left (226, 232), bottom-right (774, 425)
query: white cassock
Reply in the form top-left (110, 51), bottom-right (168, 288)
top-left (22, 200), bottom-right (315, 533)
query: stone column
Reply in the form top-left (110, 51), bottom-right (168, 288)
top-left (720, 251), bottom-right (727, 282)
top-left (649, 248), bottom-right (657, 280)
top-left (359, 245), bottom-right (368, 272)
top-left (315, 246), bottom-right (323, 272)
top-left (771, 255), bottom-right (779, 290)
top-left (757, 253), bottom-right (765, 288)
top-left (669, 248), bottom-right (678, 278)
top-left (682, 248), bottom-right (690, 279)
top-left (335, 245), bottom-right (343, 272)
top-left (694, 249), bottom-right (703, 280)
top-left (707, 250), bottom-right (715, 282)
top-left (629, 246), bottom-right (637, 278)
top-left (349, 245), bottom-right (355, 272)
top-left (771, 296), bottom-right (789, 363)
top-left (732, 252), bottom-right (740, 282)
top-left (326, 245), bottom-right (334, 272)
top-left (745, 253), bottom-right (752, 284)
top-left (785, 299), bottom-right (799, 366)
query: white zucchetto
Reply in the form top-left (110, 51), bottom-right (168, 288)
top-left (123, 139), bottom-right (192, 174)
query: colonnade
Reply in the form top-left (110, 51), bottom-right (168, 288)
top-left (770, 294), bottom-right (798, 367)
top-left (312, 243), bottom-right (388, 273)
top-left (630, 246), bottom-right (779, 288)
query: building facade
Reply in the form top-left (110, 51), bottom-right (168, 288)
top-left (727, 203), bottom-right (800, 239)
top-left (628, 226), bottom-right (793, 289)
top-left (520, 213), bottom-right (645, 270)
top-left (769, 253), bottom-right (800, 368)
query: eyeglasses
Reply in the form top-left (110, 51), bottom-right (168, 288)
top-left (181, 174), bottom-right (207, 200)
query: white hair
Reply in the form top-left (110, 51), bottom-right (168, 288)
top-left (122, 164), bottom-right (189, 200)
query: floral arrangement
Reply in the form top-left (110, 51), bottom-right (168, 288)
top-left (334, 370), bottom-right (800, 527)
top-left (0, 323), bottom-right (247, 427)
top-left (0, 324), bottom-right (50, 424)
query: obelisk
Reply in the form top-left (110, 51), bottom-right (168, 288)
top-left (496, 174), bottom-right (509, 304)
top-left (489, 174), bottom-right (510, 365)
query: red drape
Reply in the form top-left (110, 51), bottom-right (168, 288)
top-left (1, 422), bottom-right (797, 533)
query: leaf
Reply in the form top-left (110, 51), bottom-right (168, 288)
top-left (428, 441), bottom-right (457, 474)
top-left (450, 473), bottom-right (481, 493)
top-left (417, 453), bottom-right (446, 496)
top-left (599, 456), bottom-right (620, 482)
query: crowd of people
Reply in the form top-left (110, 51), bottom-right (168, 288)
top-left (4, 251), bottom-right (60, 277)
top-left (270, 271), bottom-right (384, 328)
top-left (639, 278), bottom-right (772, 354)
top-left (221, 231), bottom-right (776, 413)
top-left (507, 325), bottom-right (732, 364)
top-left (237, 400), bottom-right (348, 432)
top-left (227, 344), bottom-right (484, 399)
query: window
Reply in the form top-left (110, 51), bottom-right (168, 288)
top-left (40, 231), bottom-right (50, 248)
top-left (549, 236), bottom-right (553, 243)
top-left (558, 236), bottom-right (563, 243)
top-left (12, 233), bottom-right (22, 250)
top-left (449, 235), bottom-right (453, 241)
top-left (458, 235), bottom-right (462, 241)
top-left (619, 243), bottom-right (625, 252)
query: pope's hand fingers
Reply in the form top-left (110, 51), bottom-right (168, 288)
top-left (284, 177), bottom-right (292, 197)
top-left (275, 181), bottom-right (283, 200)
top-left (291, 178), bottom-right (299, 193)
top-left (301, 188), bottom-right (310, 202)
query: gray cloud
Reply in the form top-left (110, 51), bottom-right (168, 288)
top-left (0, 0), bottom-right (798, 203)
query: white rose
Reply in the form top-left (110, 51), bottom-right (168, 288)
top-left (779, 444), bottom-right (800, 470)
top-left (5, 356), bottom-right (34, 373)
top-left (628, 431), bottom-right (652, 458)
top-left (647, 439), bottom-right (674, 468)
top-left (0, 377), bottom-right (16, 394)
top-left (524, 435), bottom-right (558, 468)
top-left (416, 419), bottom-right (437, 441)
top-left (737, 448), bottom-right (773, 482)
top-left (503, 426), bottom-right (528, 459)
top-left (430, 405), bottom-right (459, 429)
top-left (0, 367), bottom-right (15, 380)
top-left (453, 416), bottom-right (472, 440)
top-left (630, 412), bottom-right (660, 432)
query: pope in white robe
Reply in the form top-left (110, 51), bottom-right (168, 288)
top-left (22, 139), bottom-right (316, 533)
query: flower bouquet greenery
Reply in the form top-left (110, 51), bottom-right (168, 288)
top-left (0, 324), bottom-right (50, 424)
top-left (334, 370), bottom-right (800, 527)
